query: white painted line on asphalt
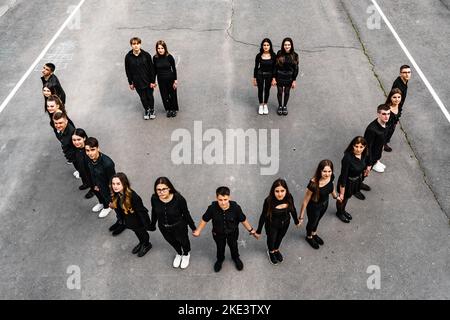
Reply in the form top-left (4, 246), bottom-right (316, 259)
top-left (371, 0), bottom-right (450, 124)
top-left (0, 0), bottom-right (86, 115)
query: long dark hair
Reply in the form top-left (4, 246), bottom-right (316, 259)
top-left (276, 37), bottom-right (299, 66)
top-left (259, 38), bottom-right (275, 56)
top-left (153, 176), bottom-right (178, 196)
top-left (265, 179), bottom-right (294, 221)
top-left (110, 172), bottom-right (134, 214)
top-left (155, 40), bottom-right (169, 57)
top-left (46, 94), bottom-right (68, 115)
top-left (385, 88), bottom-right (402, 107)
top-left (344, 136), bottom-right (369, 158)
top-left (43, 84), bottom-right (57, 112)
top-left (310, 160), bottom-right (334, 202)
top-left (72, 128), bottom-right (88, 149)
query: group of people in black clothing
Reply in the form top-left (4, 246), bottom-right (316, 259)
top-left (253, 37), bottom-right (299, 116)
top-left (40, 34), bottom-right (412, 269)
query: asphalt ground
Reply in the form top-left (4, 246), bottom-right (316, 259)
top-left (0, 0), bottom-right (449, 299)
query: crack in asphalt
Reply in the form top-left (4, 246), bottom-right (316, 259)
top-left (340, 1), bottom-right (448, 218)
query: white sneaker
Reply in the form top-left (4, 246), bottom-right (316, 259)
top-left (258, 104), bottom-right (264, 115)
top-left (92, 203), bottom-right (104, 212)
top-left (372, 161), bottom-right (385, 173)
top-left (149, 110), bottom-right (156, 119)
top-left (98, 207), bottom-right (112, 218)
top-left (263, 104), bottom-right (268, 114)
top-left (173, 254), bottom-right (182, 268)
top-left (73, 171), bottom-right (80, 179)
top-left (378, 161), bottom-right (386, 169)
top-left (180, 253), bottom-right (190, 269)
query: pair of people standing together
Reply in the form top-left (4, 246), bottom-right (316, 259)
top-left (253, 37), bottom-right (299, 116)
top-left (125, 37), bottom-right (179, 119)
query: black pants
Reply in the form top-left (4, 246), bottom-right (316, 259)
top-left (306, 201), bottom-right (328, 236)
top-left (135, 87), bottom-right (154, 111)
top-left (158, 78), bottom-right (179, 111)
top-left (94, 190), bottom-right (109, 209)
top-left (213, 229), bottom-right (239, 261)
top-left (133, 227), bottom-right (150, 246)
top-left (277, 85), bottom-right (292, 107)
top-left (160, 224), bottom-right (190, 255)
top-left (385, 121), bottom-right (398, 144)
top-left (265, 221), bottom-right (290, 251)
top-left (257, 76), bottom-right (271, 104)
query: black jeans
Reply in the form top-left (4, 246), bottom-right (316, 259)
top-left (257, 76), bottom-right (271, 104)
top-left (306, 201), bottom-right (328, 236)
top-left (133, 227), bottom-right (150, 246)
top-left (160, 224), bottom-right (190, 255)
top-left (213, 229), bottom-right (239, 261)
top-left (277, 85), bottom-right (292, 107)
top-left (136, 87), bottom-right (154, 111)
top-left (158, 78), bottom-right (179, 111)
top-left (265, 221), bottom-right (290, 251)
top-left (94, 190), bottom-right (109, 209)
top-left (385, 122), bottom-right (398, 143)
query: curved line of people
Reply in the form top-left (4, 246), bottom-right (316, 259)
top-left (40, 35), bottom-right (411, 270)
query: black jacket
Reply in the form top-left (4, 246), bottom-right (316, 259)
top-left (125, 49), bottom-right (155, 89)
top-left (150, 193), bottom-right (196, 231)
top-left (87, 153), bottom-right (115, 201)
top-left (56, 123), bottom-right (76, 161)
top-left (153, 54), bottom-right (177, 81)
top-left (41, 74), bottom-right (66, 104)
top-left (364, 119), bottom-right (387, 165)
top-left (338, 152), bottom-right (369, 188)
top-left (73, 147), bottom-right (92, 186)
top-left (114, 190), bottom-right (151, 230)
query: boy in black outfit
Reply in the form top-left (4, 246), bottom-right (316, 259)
top-left (53, 111), bottom-right (77, 173)
top-left (193, 186), bottom-right (258, 272)
top-left (41, 63), bottom-right (66, 104)
top-left (125, 37), bottom-right (157, 120)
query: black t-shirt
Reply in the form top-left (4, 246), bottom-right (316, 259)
top-left (202, 201), bottom-right (246, 235)
top-left (150, 193), bottom-right (196, 231)
top-left (338, 152), bottom-right (368, 188)
top-left (307, 174), bottom-right (334, 204)
top-left (364, 119), bottom-right (387, 165)
top-left (391, 76), bottom-right (408, 117)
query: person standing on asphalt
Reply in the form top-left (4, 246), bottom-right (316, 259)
top-left (52, 111), bottom-right (77, 177)
top-left (253, 38), bottom-right (276, 115)
top-left (390, 65), bottom-right (411, 120)
top-left (299, 160), bottom-right (339, 249)
top-left (336, 136), bottom-right (371, 223)
top-left (85, 137), bottom-right (116, 220)
top-left (149, 177), bottom-right (196, 269)
top-left (364, 104), bottom-right (391, 174)
top-left (41, 63), bottom-right (66, 104)
top-left (272, 37), bottom-right (299, 116)
top-left (255, 179), bottom-right (300, 265)
top-left (383, 88), bottom-right (403, 152)
top-left (193, 186), bottom-right (258, 272)
top-left (71, 128), bottom-right (94, 199)
top-left (154, 40), bottom-right (179, 118)
top-left (110, 173), bottom-right (152, 257)
top-left (125, 37), bottom-right (156, 120)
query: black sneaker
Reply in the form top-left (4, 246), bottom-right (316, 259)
top-left (214, 260), bottom-right (223, 272)
top-left (137, 243), bottom-right (152, 257)
top-left (354, 191), bottom-right (366, 200)
top-left (277, 106), bottom-right (283, 115)
top-left (233, 257), bottom-right (244, 271)
top-left (172, 110), bottom-right (177, 117)
top-left (282, 106), bottom-right (288, 115)
top-left (384, 144), bottom-right (392, 152)
top-left (336, 212), bottom-right (350, 223)
top-left (274, 251), bottom-right (283, 263)
top-left (108, 220), bottom-right (121, 232)
top-left (84, 190), bottom-right (94, 199)
top-left (313, 235), bottom-right (324, 245)
top-left (78, 184), bottom-right (89, 190)
top-left (112, 224), bottom-right (126, 236)
top-left (166, 111), bottom-right (171, 118)
top-left (343, 211), bottom-right (352, 220)
top-left (360, 183), bottom-right (371, 191)
top-left (132, 243), bottom-right (142, 254)
top-left (267, 251), bottom-right (278, 265)
top-left (305, 236), bottom-right (320, 249)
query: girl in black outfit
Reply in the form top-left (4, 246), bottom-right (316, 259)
top-left (299, 160), bottom-right (339, 249)
top-left (253, 38), bottom-right (276, 115)
top-left (110, 173), bottom-right (152, 257)
top-left (336, 136), bottom-right (371, 223)
top-left (255, 179), bottom-right (300, 265)
top-left (149, 177), bottom-right (196, 269)
top-left (154, 40), bottom-right (179, 118)
top-left (71, 128), bottom-right (94, 199)
top-left (272, 37), bottom-right (299, 116)
top-left (384, 88), bottom-right (402, 152)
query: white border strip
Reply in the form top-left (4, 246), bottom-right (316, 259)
top-left (0, 0), bottom-right (86, 114)
top-left (371, 0), bottom-right (450, 123)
